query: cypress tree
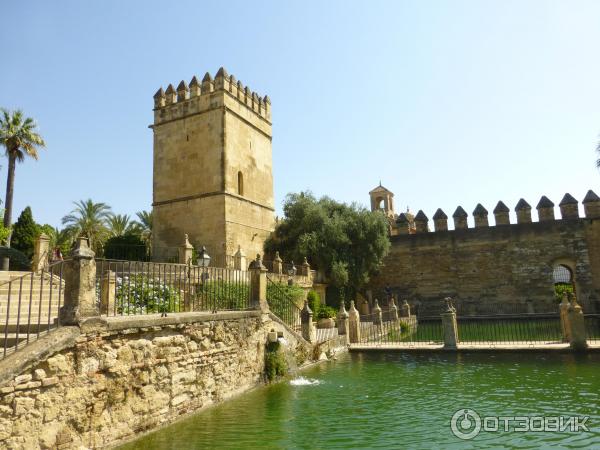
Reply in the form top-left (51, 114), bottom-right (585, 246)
top-left (11, 206), bottom-right (40, 260)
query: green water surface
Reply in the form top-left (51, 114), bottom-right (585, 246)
top-left (120, 352), bottom-right (600, 449)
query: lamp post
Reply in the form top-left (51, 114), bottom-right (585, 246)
top-left (197, 246), bottom-right (213, 311)
top-left (198, 246), bottom-right (211, 268)
top-left (287, 261), bottom-right (297, 285)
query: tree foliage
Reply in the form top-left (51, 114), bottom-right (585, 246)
top-left (61, 199), bottom-right (112, 253)
top-left (264, 192), bottom-right (390, 293)
top-left (134, 210), bottom-right (153, 245)
top-left (0, 109), bottom-right (45, 269)
top-left (42, 225), bottom-right (72, 257)
top-left (106, 214), bottom-right (134, 237)
top-left (104, 234), bottom-right (147, 261)
top-left (10, 206), bottom-right (40, 259)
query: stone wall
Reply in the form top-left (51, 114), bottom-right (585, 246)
top-left (0, 311), bottom-right (307, 449)
top-left (369, 218), bottom-right (600, 314)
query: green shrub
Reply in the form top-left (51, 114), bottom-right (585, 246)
top-left (265, 341), bottom-right (287, 381)
top-left (266, 282), bottom-right (305, 307)
top-left (316, 305), bottom-right (337, 319)
top-left (0, 246), bottom-right (31, 271)
top-left (386, 322), bottom-right (409, 341)
top-left (554, 283), bottom-right (574, 303)
top-left (195, 281), bottom-right (250, 310)
top-left (307, 290), bottom-right (320, 314)
top-left (116, 274), bottom-right (182, 314)
top-left (104, 234), bottom-right (148, 261)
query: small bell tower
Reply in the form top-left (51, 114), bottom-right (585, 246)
top-left (369, 182), bottom-right (395, 218)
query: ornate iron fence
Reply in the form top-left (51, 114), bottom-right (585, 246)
top-left (585, 314), bottom-right (600, 344)
top-left (455, 314), bottom-right (562, 345)
top-left (0, 260), bottom-right (66, 358)
top-left (95, 259), bottom-right (250, 316)
top-left (358, 312), bottom-right (440, 347)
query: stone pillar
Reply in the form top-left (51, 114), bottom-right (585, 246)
top-left (400, 299), bottom-right (411, 318)
top-left (59, 237), bottom-right (98, 325)
top-left (249, 254), bottom-right (269, 313)
top-left (372, 299), bottom-right (383, 325)
top-left (301, 300), bottom-right (316, 343)
top-left (441, 297), bottom-right (458, 350)
top-left (337, 302), bottom-right (349, 337)
top-left (273, 252), bottom-right (283, 275)
top-left (567, 294), bottom-right (587, 351)
top-left (359, 298), bottom-right (370, 316)
top-left (32, 233), bottom-right (50, 273)
top-left (559, 292), bottom-right (571, 343)
top-left (178, 234), bottom-right (194, 265)
top-left (100, 270), bottom-right (116, 315)
top-left (234, 245), bottom-right (247, 271)
top-left (388, 297), bottom-right (399, 322)
top-left (301, 257), bottom-right (311, 280)
top-left (348, 301), bottom-right (361, 343)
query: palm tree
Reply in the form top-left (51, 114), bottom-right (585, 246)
top-left (134, 210), bottom-right (153, 245)
top-left (61, 199), bottom-right (111, 253)
top-left (106, 214), bottom-right (133, 237)
top-left (0, 109), bottom-right (45, 270)
top-left (45, 227), bottom-right (74, 257)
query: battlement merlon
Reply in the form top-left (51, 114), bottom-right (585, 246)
top-left (402, 190), bottom-right (600, 235)
top-left (151, 67), bottom-right (272, 132)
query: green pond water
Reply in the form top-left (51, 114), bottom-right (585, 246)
top-left (120, 352), bottom-right (600, 449)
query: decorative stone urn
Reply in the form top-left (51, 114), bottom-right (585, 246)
top-left (317, 318), bottom-right (335, 329)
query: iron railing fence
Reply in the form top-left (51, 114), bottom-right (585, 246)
top-left (95, 259), bottom-right (251, 316)
top-left (455, 314), bottom-right (563, 345)
top-left (585, 314), bottom-right (600, 344)
top-left (0, 260), bottom-right (66, 359)
top-left (266, 276), bottom-right (302, 332)
top-left (412, 300), bottom-right (560, 319)
top-left (358, 312), bottom-right (440, 347)
top-left (262, 260), bottom-right (298, 275)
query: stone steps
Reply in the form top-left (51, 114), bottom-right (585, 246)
top-left (0, 320), bottom-right (57, 333)
top-left (0, 271), bottom-right (64, 332)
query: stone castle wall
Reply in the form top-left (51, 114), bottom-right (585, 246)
top-left (0, 311), bottom-right (306, 449)
top-left (369, 192), bottom-right (600, 314)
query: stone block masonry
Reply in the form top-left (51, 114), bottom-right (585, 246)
top-left (369, 191), bottom-right (600, 314)
top-left (0, 311), bottom-right (307, 449)
top-left (152, 67), bottom-right (275, 263)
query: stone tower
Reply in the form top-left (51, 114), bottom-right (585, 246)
top-left (151, 67), bottom-right (274, 263)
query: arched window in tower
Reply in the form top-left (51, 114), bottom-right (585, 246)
top-left (238, 171), bottom-right (244, 196)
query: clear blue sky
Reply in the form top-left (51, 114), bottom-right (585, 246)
top-left (1, 0), bottom-right (599, 228)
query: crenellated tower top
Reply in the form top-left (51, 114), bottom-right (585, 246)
top-left (152, 67), bottom-right (271, 126)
